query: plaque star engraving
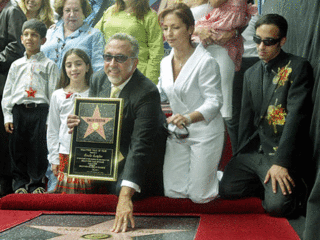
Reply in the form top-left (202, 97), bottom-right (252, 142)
top-left (29, 219), bottom-right (185, 239)
top-left (25, 87), bottom-right (37, 98)
top-left (81, 105), bottom-right (113, 140)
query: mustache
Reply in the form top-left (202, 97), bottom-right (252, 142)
top-left (107, 67), bottom-right (119, 71)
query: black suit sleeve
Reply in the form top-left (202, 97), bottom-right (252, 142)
top-left (0, 5), bottom-right (26, 74)
top-left (121, 86), bottom-right (162, 188)
top-left (237, 71), bottom-right (257, 152)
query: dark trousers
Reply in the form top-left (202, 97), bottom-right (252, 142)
top-left (219, 153), bottom-right (299, 217)
top-left (10, 104), bottom-right (48, 192)
top-left (225, 57), bottom-right (260, 153)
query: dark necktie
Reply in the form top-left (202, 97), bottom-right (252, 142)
top-left (263, 64), bottom-right (269, 97)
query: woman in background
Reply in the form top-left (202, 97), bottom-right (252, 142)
top-left (42, 0), bottom-right (105, 72)
top-left (158, 3), bottom-right (224, 203)
top-left (95, 0), bottom-right (163, 84)
top-left (19, 0), bottom-right (54, 28)
top-left (192, 0), bottom-right (257, 119)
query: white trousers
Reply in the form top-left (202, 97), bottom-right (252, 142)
top-left (163, 131), bottom-right (224, 203)
top-left (207, 44), bottom-right (235, 119)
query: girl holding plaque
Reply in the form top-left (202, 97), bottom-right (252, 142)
top-left (47, 48), bottom-right (93, 194)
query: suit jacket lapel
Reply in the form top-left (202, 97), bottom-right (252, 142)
top-left (259, 50), bottom-right (288, 120)
top-left (119, 71), bottom-right (139, 110)
top-left (174, 44), bottom-right (205, 88)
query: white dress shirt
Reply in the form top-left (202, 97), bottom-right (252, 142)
top-left (1, 51), bottom-right (59, 124)
top-left (47, 88), bottom-right (89, 165)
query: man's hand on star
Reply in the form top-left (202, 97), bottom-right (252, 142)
top-left (111, 186), bottom-right (136, 233)
top-left (264, 164), bottom-right (295, 195)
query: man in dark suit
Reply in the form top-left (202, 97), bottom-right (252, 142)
top-left (219, 14), bottom-right (314, 217)
top-left (68, 33), bottom-right (166, 232)
top-left (0, 0), bottom-right (26, 197)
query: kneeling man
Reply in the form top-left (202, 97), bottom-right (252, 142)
top-left (68, 33), bottom-right (166, 232)
top-left (219, 14), bottom-right (314, 217)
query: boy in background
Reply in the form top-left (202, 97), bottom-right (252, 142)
top-left (2, 19), bottom-right (59, 194)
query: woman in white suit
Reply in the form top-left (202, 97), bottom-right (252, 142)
top-left (158, 3), bottom-right (224, 203)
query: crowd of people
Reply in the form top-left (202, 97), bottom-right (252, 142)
top-left (0, 0), bottom-right (318, 238)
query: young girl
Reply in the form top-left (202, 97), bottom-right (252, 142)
top-left (47, 48), bottom-right (93, 194)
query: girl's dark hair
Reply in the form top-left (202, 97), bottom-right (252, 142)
top-left (57, 48), bottom-right (93, 89)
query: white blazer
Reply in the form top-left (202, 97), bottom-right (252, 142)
top-left (158, 43), bottom-right (225, 139)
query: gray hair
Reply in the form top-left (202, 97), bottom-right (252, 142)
top-left (106, 33), bottom-right (139, 58)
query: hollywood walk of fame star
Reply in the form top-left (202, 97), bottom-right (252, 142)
top-left (81, 105), bottom-right (113, 140)
top-left (25, 87), bottom-right (37, 97)
top-left (29, 219), bottom-right (185, 240)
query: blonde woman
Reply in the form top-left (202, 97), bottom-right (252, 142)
top-left (19, 0), bottom-right (54, 28)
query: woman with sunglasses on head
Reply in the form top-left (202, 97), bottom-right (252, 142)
top-left (18, 0), bottom-right (54, 28)
top-left (158, 3), bottom-right (224, 203)
top-left (95, 0), bottom-right (163, 84)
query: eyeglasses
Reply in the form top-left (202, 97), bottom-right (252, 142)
top-left (103, 54), bottom-right (135, 63)
top-left (163, 123), bottom-right (189, 139)
top-left (253, 35), bottom-right (282, 46)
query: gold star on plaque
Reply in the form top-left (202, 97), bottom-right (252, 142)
top-left (81, 105), bottom-right (113, 140)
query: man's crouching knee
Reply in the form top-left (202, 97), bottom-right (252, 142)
top-left (263, 195), bottom-right (297, 217)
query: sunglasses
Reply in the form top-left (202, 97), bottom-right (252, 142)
top-left (253, 36), bottom-right (282, 46)
top-left (164, 123), bottom-right (189, 139)
top-left (103, 54), bottom-right (135, 63)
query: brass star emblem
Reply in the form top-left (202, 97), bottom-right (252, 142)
top-left (81, 105), bottom-right (113, 140)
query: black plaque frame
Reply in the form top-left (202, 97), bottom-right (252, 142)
top-left (68, 97), bottom-right (123, 181)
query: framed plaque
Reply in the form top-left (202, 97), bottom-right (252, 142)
top-left (68, 97), bottom-right (123, 181)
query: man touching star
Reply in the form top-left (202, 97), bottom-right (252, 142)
top-left (67, 33), bottom-right (167, 233)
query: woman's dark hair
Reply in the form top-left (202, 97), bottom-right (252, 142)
top-left (57, 48), bottom-right (93, 89)
top-left (55, 0), bottom-right (92, 19)
top-left (113, 0), bottom-right (150, 20)
top-left (255, 14), bottom-right (288, 39)
top-left (158, 3), bottom-right (195, 31)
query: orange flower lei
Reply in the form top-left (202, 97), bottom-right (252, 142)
top-left (273, 61), bottom-right (292, 88)
top-left (266, 102), bottom-right (287, 134)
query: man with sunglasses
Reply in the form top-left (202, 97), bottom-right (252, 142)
top-left (67, 33), bottom-right (166, 233)
top-left (220, 14), bottom-right (314, 217)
